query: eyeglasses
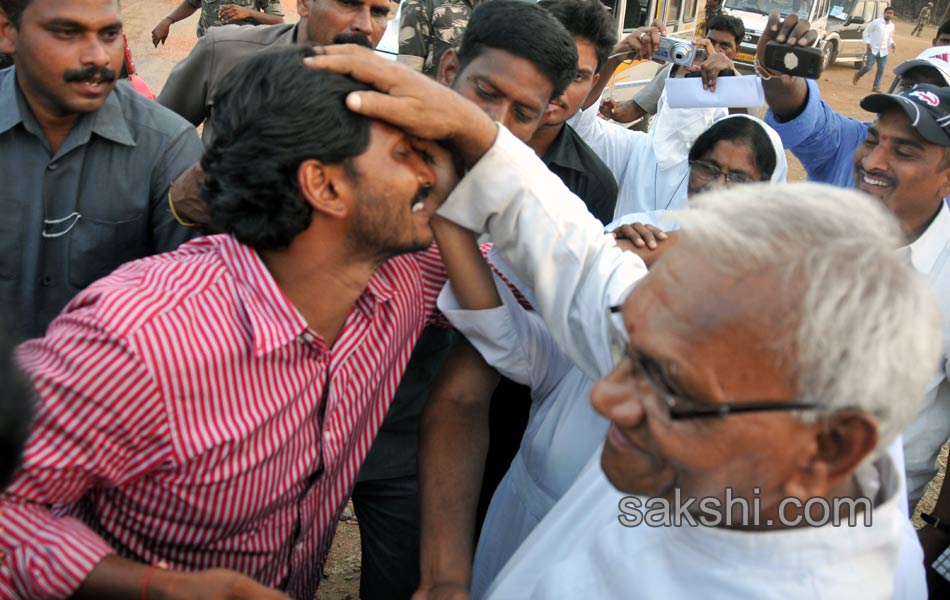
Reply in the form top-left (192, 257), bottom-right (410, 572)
top-left (606, 305), bottom-right (822, 421)
top-left (688, 160), bottom-right (755, 187)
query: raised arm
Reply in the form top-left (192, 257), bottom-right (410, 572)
top-left (756, 12), bottom-right (814, 121)
top-left (431, 216), bottom-right (501, 311)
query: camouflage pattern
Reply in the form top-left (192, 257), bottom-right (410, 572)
top-left (695, 5), bottom-right (724, 40)
top-left (188, 0), bottom-right (286, 37)
top-left (399, 0), bottom-right (475, 77)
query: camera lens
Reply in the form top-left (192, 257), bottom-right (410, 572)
top-left (671, 44), bottom-right (688, 62)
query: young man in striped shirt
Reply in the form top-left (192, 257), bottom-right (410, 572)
top-left (0, 46), bottom-right (495, 599)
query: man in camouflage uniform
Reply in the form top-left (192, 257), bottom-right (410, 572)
top-left (913, 1), bottom-right (934, 37)
top-left (398, 0), bottom-right (477, 77)
top-left (151, 0), bottom-right (285, 46)
top-left (695, 0), bottom-right (724, 39)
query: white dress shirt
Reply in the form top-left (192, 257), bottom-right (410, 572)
top-left (438, 128), bottom-right (926, 600)
top-left (485, 448), bottom-right (911, 600)
top-left (901, 201), bottom-right (950, 509)
top-left (863, 17), bottom-right (896, 57)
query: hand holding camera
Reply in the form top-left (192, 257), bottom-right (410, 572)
top-left (611, 19), bottom-right (667, 62)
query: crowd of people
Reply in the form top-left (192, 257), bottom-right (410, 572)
top-left (0, 0), bottom-right (949, 598)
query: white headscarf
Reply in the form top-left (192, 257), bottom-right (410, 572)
top-left (605, 113), bottom-right (787, 231)
top-left (706, 113), bottom-right (787, 184)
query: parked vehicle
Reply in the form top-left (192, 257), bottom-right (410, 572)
top-left (724, 0), bottom-right (830, 68)
top-left (822, 0), bottom-right (892, 69)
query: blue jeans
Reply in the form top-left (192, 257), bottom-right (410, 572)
top-left (856, 50), bottom-right (888, 89)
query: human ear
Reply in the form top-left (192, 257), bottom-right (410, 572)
top-left (296, 0), bottom-right (310, 18)
top-left (0, 11), bottom-right (17, 55)
top-left (297, 159), bottom-right (352, 220)
top-left (438, 49), bottom-right (460, 88)
top-left (785, 409), bottom-right (878, 499)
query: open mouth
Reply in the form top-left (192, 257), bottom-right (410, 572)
top-left (856, 168), bottom-right (894, 191)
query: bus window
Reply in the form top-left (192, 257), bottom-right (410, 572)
top-left (667, 0), bottom-right (683, 24)
top-left (683, 0), bottom-right (697, 21)
top-left (623, 0), bottom-right (644, 29)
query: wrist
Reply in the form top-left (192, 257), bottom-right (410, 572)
top-left (162, 15), bottom-right (174, 23)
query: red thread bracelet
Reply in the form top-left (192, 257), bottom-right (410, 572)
top-left (141, 564), bottom-right (161, 600)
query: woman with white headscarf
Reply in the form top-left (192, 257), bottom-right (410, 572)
top-left (433, 113), bottom-right (789, 600)
top-left (606, 113), bottom-right (788, 231)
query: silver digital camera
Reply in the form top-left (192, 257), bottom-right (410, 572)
top-left (652, 36), bottom-right (705, 66)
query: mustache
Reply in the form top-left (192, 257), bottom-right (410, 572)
top-left (856, 166), bottom-right (896, 186)
top-left (332, 33), bottom-right (373, 49)
top-left (63, 65), bottom-right (117, 84)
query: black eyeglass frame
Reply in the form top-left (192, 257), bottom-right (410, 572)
top-left (687, 159), bottom-right (756, 187)
top-left (607, 305), bottom-right (823, 421)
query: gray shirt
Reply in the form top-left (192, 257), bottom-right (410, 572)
top-left (0, 68), bottom-right (203, 338)
top-left (158, 22), bottom-right (297, 142)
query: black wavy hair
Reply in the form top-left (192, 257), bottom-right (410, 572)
top-left (0, 0), bottom-right (27, 27)
top-left (539, 0), bottom-right (618, 71)
top-left (457, 0), bottom-right (579, 99)
top-left (201, 45), bottom-right (373, 251)
top-left (707, 14), bottom-right (745, 46)
top-left (689, 117), bottom-right (777, 180)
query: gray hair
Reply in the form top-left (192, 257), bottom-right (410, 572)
top-left (671, 182), bottom-right (943, 451)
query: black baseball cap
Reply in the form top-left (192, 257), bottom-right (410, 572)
top-left (860, 84), bottom-right (950, 147)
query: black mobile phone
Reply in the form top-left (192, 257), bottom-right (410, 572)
top-left (762, 41), bottom-right (824, 79)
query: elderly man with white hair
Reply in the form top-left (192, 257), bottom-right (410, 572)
top-left (305, 45), bottom-right (943, 599)
top-left (475, 184), bottom-right (943, 599)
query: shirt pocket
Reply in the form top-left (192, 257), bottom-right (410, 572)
top-left (0, 195), bottom-right (27, 280)
top-left (67, 214), bottom-right (148, 290)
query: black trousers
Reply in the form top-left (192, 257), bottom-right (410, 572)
top-left (351, 475), bottom-right (421, 600)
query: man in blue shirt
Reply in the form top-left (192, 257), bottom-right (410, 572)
top-left (758, 16), bottom-right (950, 188)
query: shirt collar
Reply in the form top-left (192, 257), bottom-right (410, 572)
top-left (215, 234), bottom-right (397, 356)
top-left (0, 67), bottom-right (134, 147)
top-left (906, 201), bottom-right (950, 275)
top-left (541, 125), bottom-right (586, 173)
top-left (89, 84), bottom-right (135, 147)
top-left (216, 235), bottom-right (311, 357)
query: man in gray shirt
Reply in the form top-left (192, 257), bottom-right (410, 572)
top-left (158, 0), bottom-right (391, 141)
top-left (0, 0), bottom-right (202, 338)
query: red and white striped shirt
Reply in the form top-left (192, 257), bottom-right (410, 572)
top-left (1, 234), bottom-right (447, 599)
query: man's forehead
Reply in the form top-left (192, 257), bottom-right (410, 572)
top-left (24, 0), bottom-right (121, 23)
top-left (461, 49), bottom-right (552, 104)
top-left (707, 30), bottom-right (734, 43)
top-left (872, 107), bottom-right (932, 146)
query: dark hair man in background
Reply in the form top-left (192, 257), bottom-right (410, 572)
top-left (0, 0), bottom-right (202, 339)
top-left (158, 0), bottom-right (391, 142)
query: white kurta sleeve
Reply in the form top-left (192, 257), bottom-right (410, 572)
top-left (438, 127), bottom-right (648, 380)
top-left (438, 277), bottom-right (573, 400)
